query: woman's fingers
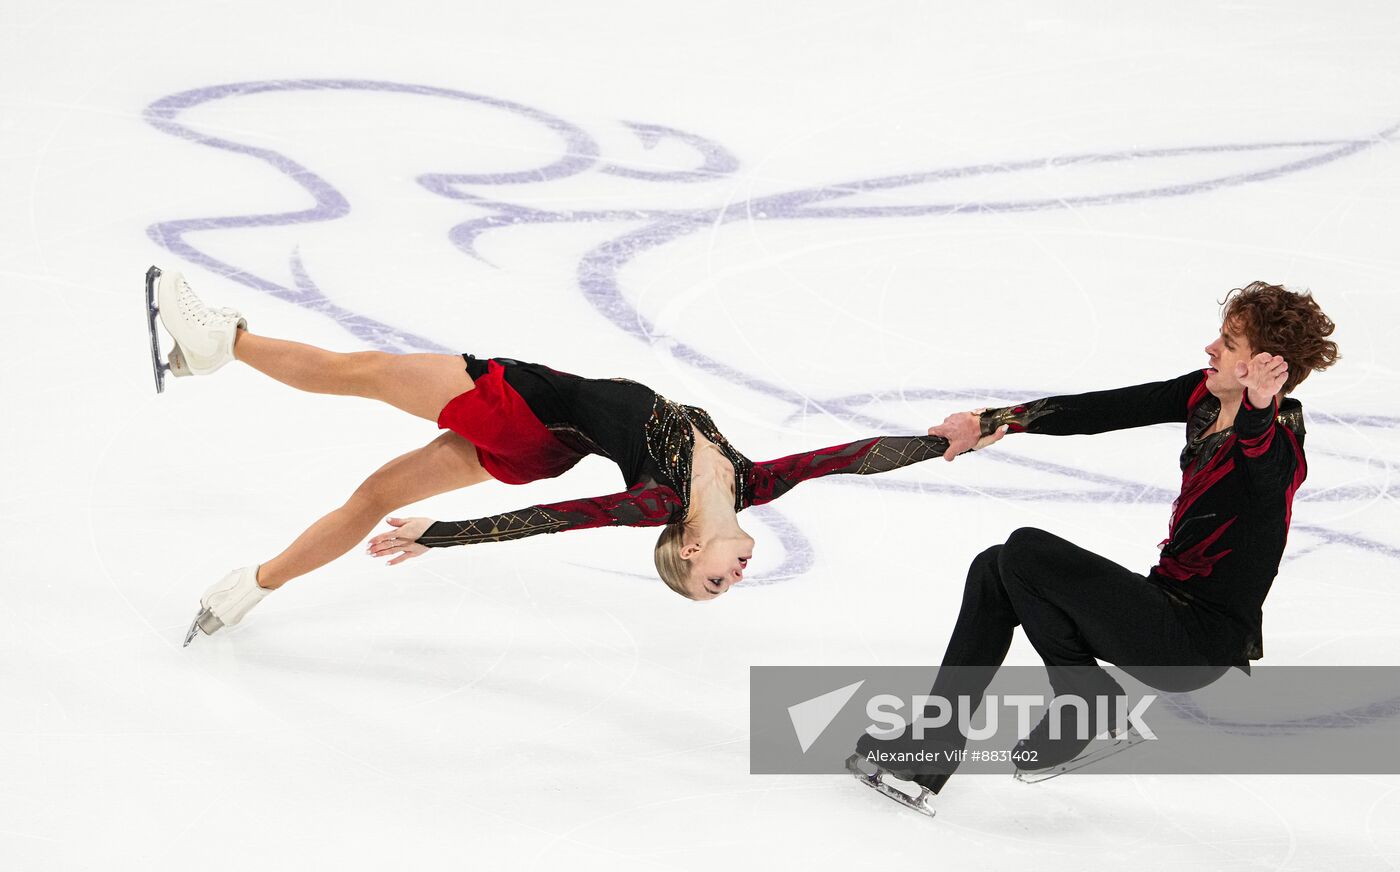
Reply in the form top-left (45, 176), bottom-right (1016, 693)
top-left (386, 546), bottom-right (425, 566)
top-left (385, 544), bottom-right (426, 566)
top-left (973, 424), bottom-right (1009, 451)
top-left (368, 517), bottom-right (433, 561)
top-left (368, 536), bottom-right (409, 557)
top-left (368, 540), bottom-right (422, 562)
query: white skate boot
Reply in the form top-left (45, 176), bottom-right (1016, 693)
top-left (146, 266), bottom-right (246, 391)
top-left (183, 566), bottom-right (270, 646)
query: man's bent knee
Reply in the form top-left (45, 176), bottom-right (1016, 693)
top-left (1004, 526), bottom-right (1059, 552)
top-left (960, 544), bottom-right (1007, 601)
top-left (998, 527), bottom-right (1066, 576)
top-left (966, 544), bottom-right (1001, 583)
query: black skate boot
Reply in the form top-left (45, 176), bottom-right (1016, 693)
top-left (846, 725), bottom-right (960, 816)
top-left (1012, 673), bottom-right (1143, 782)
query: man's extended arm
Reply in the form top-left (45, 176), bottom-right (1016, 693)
top-left (930, 371), bottom-right (1203, 459)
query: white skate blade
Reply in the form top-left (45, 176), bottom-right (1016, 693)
top-left (1013, 726), bottom-right (1146, 784)
top-left (145, 265), bottom-right (171, 393)
top-left (845, 753), bottom-right (937, 818)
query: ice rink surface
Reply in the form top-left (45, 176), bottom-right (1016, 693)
top-left (4, 1), bottom-right (1400, 868)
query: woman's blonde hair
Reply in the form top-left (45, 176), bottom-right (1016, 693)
top-left (653, 521), bottom-right (696, 599)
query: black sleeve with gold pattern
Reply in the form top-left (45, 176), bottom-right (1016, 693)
top-left (419, 483), bottom-right (683, 548)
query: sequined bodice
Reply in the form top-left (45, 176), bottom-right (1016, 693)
top-left (644, 394), bottom-right (751, 514)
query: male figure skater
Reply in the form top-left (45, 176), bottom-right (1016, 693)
top-left (852, 281), bottom-right (1340, 814)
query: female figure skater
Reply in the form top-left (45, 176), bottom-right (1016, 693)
top-left (149, 268), bottom-right (1005, 645)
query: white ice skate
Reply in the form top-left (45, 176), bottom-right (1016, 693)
top-left (145, 265), bottom-right (246, 393)
top-left (183, 566), bottom-right (270, 647)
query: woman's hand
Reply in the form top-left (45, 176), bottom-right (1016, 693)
top-left (367, 516), bottom-right (434, 566)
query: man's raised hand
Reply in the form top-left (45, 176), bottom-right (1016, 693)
top-left (1235, 352), bottom-right (1288, 408)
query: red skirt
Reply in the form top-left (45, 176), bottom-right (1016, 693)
top-left (436, 360), bottom-right (583, 485)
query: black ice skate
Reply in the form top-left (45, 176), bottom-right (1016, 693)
top-left (1012, 724), bottom-right (1145, 783)
top-left (1011, 688), bottom-right (1145, 783)
top-left (846, 728), bottom-right (957, 818)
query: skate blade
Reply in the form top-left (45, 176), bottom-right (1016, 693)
top-left (845, 754), bottom-right (936, 818)
top-left (182, 607), bottom-right (224, 647)
top-left (1013, 726), bottom-right (1146, 784)
top-left (145, 265), bottom-right (171, 394)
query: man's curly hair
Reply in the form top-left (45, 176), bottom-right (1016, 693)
top-left (1221, 282), bottom-right (1340, 395)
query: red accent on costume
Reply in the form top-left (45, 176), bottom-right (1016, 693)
top-left (545, 486), bottom-right (683, 528)
top-left (1238, 396), bottom-right (1279, 458)
top-left (1171, 452), bottom-right (1235, 531)
top-left (749, 440), bottom-right (879, 506)
top-left (436, 360), bottom-right (582, 485)
top-left (1281, 426), bottom-right (1307, 532)
top-left (1157, 517), bottom-right (1236, 581)
top-left (1187, 373), bottom-right (1211, 408)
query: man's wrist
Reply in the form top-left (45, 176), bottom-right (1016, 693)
top-left (977, 398), bottom-right (1056, 436)
top-left (975, 408), bottom-right (1000, 438)
top-left (1243, 388), bottom-right (1278, 412)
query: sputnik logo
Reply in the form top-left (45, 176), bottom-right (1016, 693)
top-left (787, 680), bottom-right (866, 753)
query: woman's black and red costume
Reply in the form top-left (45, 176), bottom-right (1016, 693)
top-left (420, 355), bottom-right (952, 547)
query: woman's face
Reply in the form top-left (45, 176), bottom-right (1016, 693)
top-left (682, 535), bottom-right (753, 600)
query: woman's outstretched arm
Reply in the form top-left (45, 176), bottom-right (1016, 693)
top-left (367, 481), bottom-right (682, 560)
top-left (746, 432), bottom-right (1001, 507)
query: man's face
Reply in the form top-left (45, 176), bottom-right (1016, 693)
top-left (1203, 318), bottom-right (1255, 397)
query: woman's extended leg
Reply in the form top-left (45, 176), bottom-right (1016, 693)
top-left (233, 329), bottom-right (474, 422)
top-left (256, 431), bottom-right (492, 589)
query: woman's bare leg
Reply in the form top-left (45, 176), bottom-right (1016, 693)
top-left (232, 329), bottom-right (474, 422)
top-left (256, 432), bottom-right (492, 589)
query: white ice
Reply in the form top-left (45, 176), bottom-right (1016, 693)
top-left (3, 2), bottom-right (1400, 869)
